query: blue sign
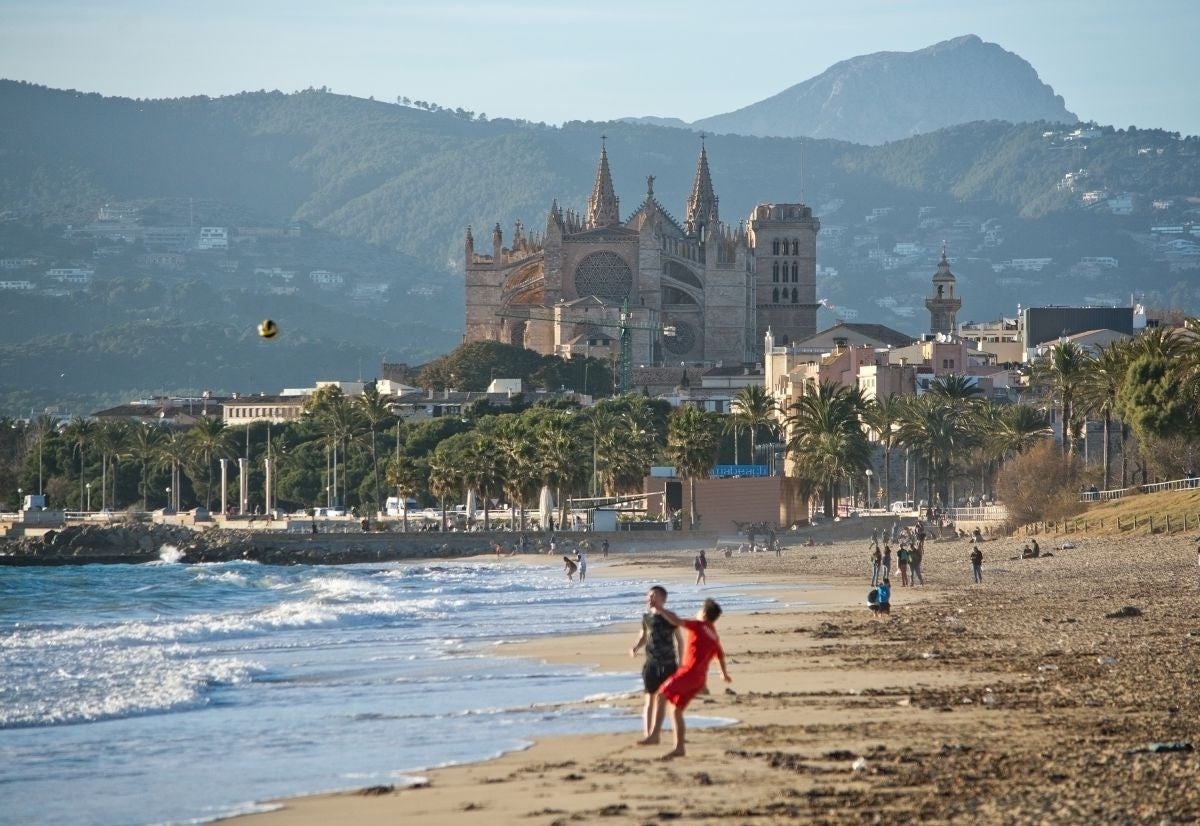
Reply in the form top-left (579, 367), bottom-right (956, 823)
top-left (711, 464), bottom-right (770, 478)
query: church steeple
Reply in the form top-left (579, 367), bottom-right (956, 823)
top-left (685, 138), bottom-right (719, 239)
top-left (586, 137), bottom-right (621, 228)
top-left (925, 243), bottom-right (962, 337)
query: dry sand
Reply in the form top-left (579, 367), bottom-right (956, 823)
top-left (235, 529), bottom-right (1200, 825)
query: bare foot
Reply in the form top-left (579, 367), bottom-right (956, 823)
top-left (635, 736), bottom-right (659, 746)
top-left (660, 748), bottom-right (685, 761)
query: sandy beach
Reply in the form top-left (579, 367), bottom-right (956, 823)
top-left (236, 528), bottom-right (1200, 825)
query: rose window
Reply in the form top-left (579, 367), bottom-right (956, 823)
top-left (573, 252), bottom-right (633, 303)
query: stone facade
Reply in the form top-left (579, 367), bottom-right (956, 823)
top-left (925, 246), bottom-right (962, 336)
top-left (464, 142), bottom-right (819, 367)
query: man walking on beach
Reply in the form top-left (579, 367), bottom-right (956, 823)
top-left (642, 597), bottom-right (731, 759)
top-left (694, 548), bottom-right (708, 585)
top-left (629, 586), bottom-right (682, 746)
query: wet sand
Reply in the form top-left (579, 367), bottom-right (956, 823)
top-left (235, 530), bottom-right (1200, 825)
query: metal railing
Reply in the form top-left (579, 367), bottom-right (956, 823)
top-left (1079, 475), bottom-right (1200, 502)
top-left (946, 505), bottom-right (1009, 522)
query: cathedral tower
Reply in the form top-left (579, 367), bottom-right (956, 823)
top-left (748, 203), bottom-right (820, 348)
top-left (925, 245), bottom-right (962, 337)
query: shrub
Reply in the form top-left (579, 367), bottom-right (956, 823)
top-left (994, 440), bottom-right (1087, 528)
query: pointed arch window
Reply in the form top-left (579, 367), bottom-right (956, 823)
top-left (772, 262), bottom-right (779, 282)
top-left (791, 262), bottom-right (799, 282)
top-left (772, 239), bottom-right (780, 255)
top-left (772, 287), bottom-right (780, 303)
top-left (791, 239), bottom-right (799, 255)
top-left (791, 288), bottom-right (798, 303)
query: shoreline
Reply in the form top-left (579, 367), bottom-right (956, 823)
top-left (233, 530), bottom-right (1200, 824)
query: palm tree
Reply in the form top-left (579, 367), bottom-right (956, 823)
top-left (129, 425), bottom-right (164, 511)
top-left (586, 405), bottom-right (623, 497)
top-left (895, 393), bottom-right (980, 509)
top-left (92, 421), bottom-right (131, 511)
top-left (785, 381), bottom-right (871, 517)
top-left (154, 430), bottom-right (190, 511)
top-left (494, 415), bottom-right (539, 532)
top-left (354, 386), bottom-right (394, 517)
top-left (729, 385), bottom-right (778, 470)
top-left (385, 453), bottom-right (424, 532)
top-left (865, 393), bottom-right (908, 509)
top-left (666, 405), bottom-right (722, 529)
top-left (462, 430), bottom-right (503, 530)
top-left (63, 417), bottom-right (95, 510)
top-left (535, 412), bottom-right (585, 529)
top-left (427, 442), bottom-right (462, 531)
top-left (187, 417), bottom-right (235, 510)
top-left (1035, 341), bottom-right (1090, 456)
top-left (1076, 341), bottom-right (1130, 489)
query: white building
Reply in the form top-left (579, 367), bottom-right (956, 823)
top-left (196, 227), bottom-right (228, 250)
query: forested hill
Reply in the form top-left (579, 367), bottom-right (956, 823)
top-left (1, 80), bottom-right (1199, 416)
top-left (3, 80), bottom-right (1198, 268)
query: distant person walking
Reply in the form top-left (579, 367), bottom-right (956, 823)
top-left (870, 545), bottom-right (882, 586)
top-left (576, 551), bottom-right (587, 583)
top-left (601, 538), bottom-right (609, 559)
top-left (694, 548), bottom-right (708, 586)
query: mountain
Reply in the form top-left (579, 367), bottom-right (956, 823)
top-left (691, 35), bottom-right (1075, 145)
top-left (0, 79), bottom-right (1197, 416)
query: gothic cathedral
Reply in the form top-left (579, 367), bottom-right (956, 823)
top-left (464, 141), bottom-right (820, 368)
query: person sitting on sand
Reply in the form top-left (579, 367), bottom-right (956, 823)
top-left (563, 555), bottom-right (578, 581)
top-left (870, 578), bottom-right (892, 620)
top-left (640, 598), bottom-right (731, 759)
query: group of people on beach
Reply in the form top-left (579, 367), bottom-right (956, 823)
top-left (868, 522), bottom-right (926, 589)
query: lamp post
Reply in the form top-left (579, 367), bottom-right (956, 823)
top-left (17, 487), bottom-right (22, 511)
top-left (86, 482), bottom-right (91, 512)
top-left (865, 469), bottom-right (873, 510)
top-left (165, 487), bottom-right (171, 512)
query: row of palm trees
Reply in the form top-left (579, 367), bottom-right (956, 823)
top-left (1035, 324), bottom-right (1200, 488)
top-left (10, 322), bottom-right (1196, 521)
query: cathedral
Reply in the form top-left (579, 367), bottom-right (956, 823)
top-left (463, 141), bottom-right (820, 370)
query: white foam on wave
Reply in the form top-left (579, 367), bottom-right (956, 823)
top-left (158, 544), bottom-right (185, 564)
top-left (0, 644), bottom-right (260, 728)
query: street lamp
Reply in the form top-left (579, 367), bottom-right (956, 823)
top-left (86, 482), bottom-right (91, 512)
top-left (165, 487), bottom-right (171, 511)
top-left (17, 487), bottom-right (22, 510)
top-left (865, 469), bottom-right (873, 510)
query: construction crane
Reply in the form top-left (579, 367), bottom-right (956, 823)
top-left (496, 299), bottom-right (675, 394)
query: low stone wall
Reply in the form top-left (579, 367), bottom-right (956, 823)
top-left (0, 524), bottom-right (720, 566)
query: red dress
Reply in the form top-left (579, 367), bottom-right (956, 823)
top-left (658, 619), bottom-right (723, 710)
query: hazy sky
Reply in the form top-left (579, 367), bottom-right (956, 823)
top-left (2, 0), bottom-right (1197, 135)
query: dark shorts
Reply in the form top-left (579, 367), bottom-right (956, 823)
top-left (643, 660), bottom-right (677, 693)
top-left (869, 602), bottom-right (891, 614)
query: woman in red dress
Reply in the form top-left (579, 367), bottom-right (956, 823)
top-left (645, 598), bottom-right (731, 759)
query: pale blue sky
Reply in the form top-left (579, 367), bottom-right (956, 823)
top-left (1, 0), bottom-right (1197, 135)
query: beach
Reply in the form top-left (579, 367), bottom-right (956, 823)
top-left (236, 528), bottom-right (1200, 825)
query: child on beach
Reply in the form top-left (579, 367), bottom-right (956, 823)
top-left (694, 549), bottom-right (708, 585)
top-left (575, 551), bottom-right (587, 583)
top-left (640, 598), bottom-right (731, 759)
top-left (563, 555), bottom-right (578, 581)
top-left (870, 578), bottom-right (891, 620)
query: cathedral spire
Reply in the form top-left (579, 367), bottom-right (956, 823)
top-left (586, 136), bottom-right (621, 228)
top-left (685, 137), bottom-right (718, 239)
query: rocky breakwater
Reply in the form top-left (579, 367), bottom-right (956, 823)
top-left (0, 524), bottom-right (525, 566)
top-left (0, 524), bottom-right (260, 566)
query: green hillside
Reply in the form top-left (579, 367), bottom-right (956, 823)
top-left (1, 80), bottom-right (1199, 416)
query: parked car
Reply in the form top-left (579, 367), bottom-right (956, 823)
top-left (889, 500), bottom-right (915, 513)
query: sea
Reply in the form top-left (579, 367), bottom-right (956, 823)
top-left (0, 548), bottom-right (773, 825)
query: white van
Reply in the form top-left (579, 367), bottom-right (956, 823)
top-left (889, 500), bottom-right (915, 514)
top-left (384, 497), bottom-right (419, 517)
